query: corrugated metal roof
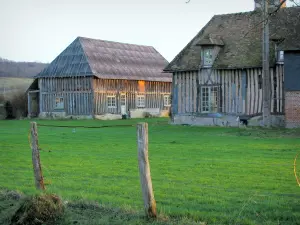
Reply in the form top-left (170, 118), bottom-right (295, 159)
top-left (36, 37), bottom-right (171, 82)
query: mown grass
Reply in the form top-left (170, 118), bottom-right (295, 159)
top-left (0, 118), bottom-right (300, 224)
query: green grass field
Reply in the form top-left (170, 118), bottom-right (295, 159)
top-left (0, 119), bottom-right (300, 224)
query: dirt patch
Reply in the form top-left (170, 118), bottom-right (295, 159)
top-left (10, 194), bottom-right (64, 225)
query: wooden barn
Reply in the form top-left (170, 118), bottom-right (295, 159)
top-left (164, 1), bottom-right (300, 127)
top-left (27, 37), bottom-right (172, 119)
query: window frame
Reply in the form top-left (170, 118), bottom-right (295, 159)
top-left (277, 50), bottom-right (284, 64)
top-left (163, 95), bottom-right (171, 107)
top-left (54, 97), bottom-right (64, 109)
top-left (120, 93), bottom-right (126, 106)
top-left (201, 86), bottom-right (220, 113)
top-left (107, 95), bottom-right (117, 109)
top-left (136, 95), bottom-right (146, 108)
top-left (202, 47), bottom-right (214, 67)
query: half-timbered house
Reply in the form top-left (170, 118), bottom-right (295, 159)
top-left (164, 0), bottom-right (300, 126)
top-left (28, 37), bottom-right (172, 119)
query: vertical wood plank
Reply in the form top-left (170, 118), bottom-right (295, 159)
top-left (224, 71), bottom-right (228, 113)
top-left (221, 70), bottom-right (225, 113)
top-left (246, 70), bottom-right (251, 115)
top-left (277, 66), bottom-right (280, 113)
top-left (193, 72), bottom-right (197, 112)
top-left (270, 67), bottom-right (274, 113)
top-left (178, 74), bottom-right (182, 114)
top-left (250, 69), bottom-right (254, 115)
top-left (279, 65), bottom-right (283, 113)
top-left (189, 72), bottom-right (193, 112)
top-left (228, 70), bottom-right (232, 113)
top-left (235, 71), bottom-right (239, 113)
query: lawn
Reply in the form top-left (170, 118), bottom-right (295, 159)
top-left (0, 118), bottom-right (300, 225)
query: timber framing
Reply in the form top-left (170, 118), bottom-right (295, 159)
top-left (172, 65), bottom-right (284, 116)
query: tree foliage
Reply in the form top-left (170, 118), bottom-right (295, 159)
top-left (0, 57), bottom-right (48, 78)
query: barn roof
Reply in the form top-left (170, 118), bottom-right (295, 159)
top-left (164, 7), bottom-right (300, 72)
top-left (36, 37), bottom-right (171, 82)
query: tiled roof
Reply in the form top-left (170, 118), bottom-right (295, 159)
top-left (36, 37), bottom-right (171, 82)
top-left (165, 7), bottom-right (300, 71)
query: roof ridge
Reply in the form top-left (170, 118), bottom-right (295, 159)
top-left (213, 6), bottom-right (300, 18)
top-left (213, 10), bottom-right (256, 17)
top-left (78, 36), bottom-right (155, 49)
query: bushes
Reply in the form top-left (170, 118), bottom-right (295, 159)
top-left (1, 91), bottom-right (28, 119)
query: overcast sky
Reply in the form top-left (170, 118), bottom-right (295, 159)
top-left (0, 0), bottom-right (296, 63)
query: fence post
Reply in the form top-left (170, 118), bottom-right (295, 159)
top-left (30, 122), bottom-right (45, 190)
top-left (137, 122), bottom-right (157, 218)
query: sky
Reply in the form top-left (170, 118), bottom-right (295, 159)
top-left (0, 0), bottom-right (296, 63)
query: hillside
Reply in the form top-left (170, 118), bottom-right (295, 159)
top-left (0, 57), bottom-right (48, 78)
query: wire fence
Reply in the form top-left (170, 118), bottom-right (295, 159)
top-left (2, 120), bottom-right (300, 222)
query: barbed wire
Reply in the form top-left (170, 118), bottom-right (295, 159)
top-left (36, 121), bottom-right (168, 129)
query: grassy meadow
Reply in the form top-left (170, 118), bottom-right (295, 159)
top-left (0, 118), bottom-right (300, 224)
top-left (0, 77), bottom-right (33, 93)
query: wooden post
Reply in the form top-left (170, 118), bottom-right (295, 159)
top-left (30, 122), bottom-right (45, 190)
top-left (137, 123), bottom-right (157, 218)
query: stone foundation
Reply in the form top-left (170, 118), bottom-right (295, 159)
top-left (38, 109), bottom-right (169, 120)
top-left (129, 108), bottom-right (169, 118)
top-left (39, 112), bottom-right (93, 120)
top-left (172, 114), bottom-right (239, 127)
top-left (95, 114), bottom-right (122, 120)
top-left (172, 114), bottom-right (285, 127)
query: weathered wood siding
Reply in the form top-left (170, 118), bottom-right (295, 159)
top-left (172, 65), bottom-right (284, 116)
top-left (39, 77), bottom-right (93, 115)
top-left (93, 78), bottom-right (171, 114)
top-left (38, 77), bottom-right (171, 116)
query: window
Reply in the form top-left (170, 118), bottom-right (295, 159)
top-left (277, 51), bottom-right (284, 63)
top-left (55, 97), bottom-right (64, 109)
top-left (107, 96), bottom-right (117, 108)
top-left (120, 94), bottom-right (126, 106)
top-left (201, 86), bottom-right (219, 113)
top-left (164, 95), bottom-right (171, 107)
top-left (136, 95), bottom-right (145, 108)
top-left (203, 48), bottom-right (213, 67)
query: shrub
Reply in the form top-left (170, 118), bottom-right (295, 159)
top-left (3, 91), bottom-right (28, 119)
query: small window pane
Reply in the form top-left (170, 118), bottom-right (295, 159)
top-left (164, 95), bottom-right (171, 106)
top-left (120, 94), bottom-right (126, 106)
top-left (55, 97), bottom-right (64, 109)
top-left (201, 86), bottom-right (220, 113)
top-left (137, 95), bottom-right (145, 108)
top-left (278, 51), bottom-right (284, 62)
top-left (107, 96), bottom-right (117, 108)
top-left (203, 49), bottom-right (213, 66)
